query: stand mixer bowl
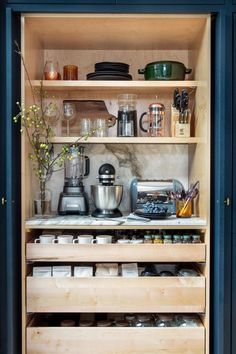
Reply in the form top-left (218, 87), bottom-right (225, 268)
top-left (91, 185), bottom-right (123, 213)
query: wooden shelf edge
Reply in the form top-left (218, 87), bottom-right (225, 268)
top-left (50, 137), bottom-right (204, 144)
top-left (31, 80), bottom-right (202, 91)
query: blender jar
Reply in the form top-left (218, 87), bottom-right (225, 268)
top-left (117, 94), bottom-right (137, 137)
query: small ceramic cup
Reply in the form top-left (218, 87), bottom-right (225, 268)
top-left (73, 235), bottom-right (93, 244)
top-left (53, 235), bottom-right (74, 244)
top-left (34, 234), bottom-right (56, 244)
top-left (91, 235), bottom-right (112, 244)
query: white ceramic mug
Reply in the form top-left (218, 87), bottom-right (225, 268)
top-left (91, 235), bottom-right (112, 244)
top-left (34, 234), bottom-right (56, 244)
top-left (53, 235), bottom-right (74, 244)
top-left (73, 235), bottom-right (93, 244)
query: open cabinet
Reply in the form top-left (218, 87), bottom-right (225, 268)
top-left (21, 14), bottom-right (210, 354)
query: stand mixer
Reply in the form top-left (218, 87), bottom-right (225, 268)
top-left (91, 163), bottom-right (123, 218)
top-left (58, 145), bottom-right (90, 215)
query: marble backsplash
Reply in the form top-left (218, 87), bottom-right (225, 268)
top-left (46, 144), bottom-right (189, 213)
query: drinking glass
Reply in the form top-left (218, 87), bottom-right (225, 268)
top-left (93, 118), bottom-right (108, 137)
top-left (80, 118), bottom-right (91, 136)
top-left (63, 102), bottom-right (76, 136)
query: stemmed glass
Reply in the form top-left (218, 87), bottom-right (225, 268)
top-left (63, 102), bottom-right (76, 136)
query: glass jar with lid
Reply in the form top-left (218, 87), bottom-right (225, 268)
top-left (192, 235), bottom-right (201, 243)
top-left (97, 320), bottom-right (113, 327)
top-left (155, 314), bottom-right (175, 327)
top-left (173, 234), bottom-right (182, 244)
top-left (143, 231), bottom-right (152, 243)
top-left (115, 320), bottom-right (129, 327)
top-left (163, 234), bottom-right (172, 244)
top-left (79, 320), bottom-right (94, 327)
top-left (182, 234), bottom-right (192, 243)
top-left (134, 314), bottom-right (153, 327)
top-left (154, 235), bottom-right (163, 244)
top-left (174, 314), bottom-right (199, 327)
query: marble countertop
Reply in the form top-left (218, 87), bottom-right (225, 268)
top-left (25, 214), bottom-right (207, 229)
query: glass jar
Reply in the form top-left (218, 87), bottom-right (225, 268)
top-left (182, 235), bottom-right (192, 244)
top-left (63, 65), bottom-right (78, 80)
top-left (177, 268), bottom-right (199, 277)
top-left (60, 319), bottom-right (76, 327)
top-left (163, 235), bottom-right (172, 244)
top-left (176, 199), bottom-right (192, 218)
top-left (134, 314), bottom-right (153, 327)
top-left (125, 314), bottom-right (136, 327)
top-left (173, 235), bottom-right (182, 244)
top-left (192, 235), bottom-right (201, 243)
top-left (144, 234), bottom-right (153, 244)
top-left (155, 314), bottom-right (174, 327)
top-left (154, 235), bottom-right (163, 244)
top-left (174, 314), bottom-right (199, 327)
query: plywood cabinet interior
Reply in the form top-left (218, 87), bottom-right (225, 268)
top-left (22, 14), bottom-right (211, 354)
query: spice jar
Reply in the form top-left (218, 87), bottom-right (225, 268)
top-left (154, 235), bottom-right (163, 244)
top-left (134, 314), bottom-right (153, 327)
top-left (63, 65), bottom-right (78, 80)
top-left (173, 235), bottom-right (182, 244)
top-left (182, 235), bottom-right (192, 243)
top-left (163, 234), bottom-right (172, 244)
top-left (192, 235), bottom-right (201, 243)
top-left (144, 231), bottom-right (153, 244)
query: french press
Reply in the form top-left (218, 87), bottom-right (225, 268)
top-left (139, 102), bottom-right (165, 137)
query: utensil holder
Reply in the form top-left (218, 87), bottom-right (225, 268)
top-left (176, 199), bottom-right (192, 218)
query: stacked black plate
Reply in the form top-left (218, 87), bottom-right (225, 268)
top-left (87, 61), bottom-right (132, 80)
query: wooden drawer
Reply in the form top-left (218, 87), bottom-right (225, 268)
top-left (26, 243), bottom-right (206, 262)
top-left (27, 277), bottom-right (205, 313)
top-left (27, 326), bottom-right (205, 354)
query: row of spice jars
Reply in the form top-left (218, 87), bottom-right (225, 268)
top-left (59, 314), bottom-right (200, 328)
top-left (143, 232), bottom-right (202, 244)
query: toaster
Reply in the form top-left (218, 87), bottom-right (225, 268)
top-left (130, 179), bottom-right (183, 215)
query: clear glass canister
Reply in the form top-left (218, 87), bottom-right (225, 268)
top-left (174, 314), bottom-right (199, 327)
top-left (135, 314), bottom-right (153, 327)
top-left (117, 94), bottom-right (137, 137)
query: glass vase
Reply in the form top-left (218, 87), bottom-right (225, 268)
top-left (176, 199), bottom-right (192, 218)
top-left (34, 181), bottom-right (52, 217)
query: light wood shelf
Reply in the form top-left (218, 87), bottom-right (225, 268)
top-left (32, 80), bottom-right (200, 92)
top-left (27, 276), bottom-right (205, 313)
top-left (27, 326), bottom-right (205, 354)
top-left (25, 216), bottom-right (207, 230)
top-left (26, 243), bottom-right (206, 263)
top-left (50, 136), bottom-right (203, 144)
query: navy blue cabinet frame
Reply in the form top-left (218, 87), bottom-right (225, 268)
top-left (0, 3), bottom-right (235, 354)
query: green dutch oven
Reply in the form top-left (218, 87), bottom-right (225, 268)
top-left (138, 61), bottom-right (192, 81)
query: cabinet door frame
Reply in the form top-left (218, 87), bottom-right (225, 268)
top-left (0, 6), bottom-right (22, 354)
top-left (1, 4), bottom-right (234, 354)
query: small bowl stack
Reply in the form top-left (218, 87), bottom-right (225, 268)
top-left (87, 61), bottom-right (132, 80)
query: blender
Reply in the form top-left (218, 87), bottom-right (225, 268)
top-left (58, 145), bottom-right (90, 215)
top-left (117, 94), bottom-right (137, 137)
top-left (91, 163), bottom-right (123, 218)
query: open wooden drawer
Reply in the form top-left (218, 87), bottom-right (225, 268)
top-left (27, 276), bottom-right (205, 313)
top-left (26, 243), bottom-right (206, 262)
top-left (27, 324), bottom-right (205, 354)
